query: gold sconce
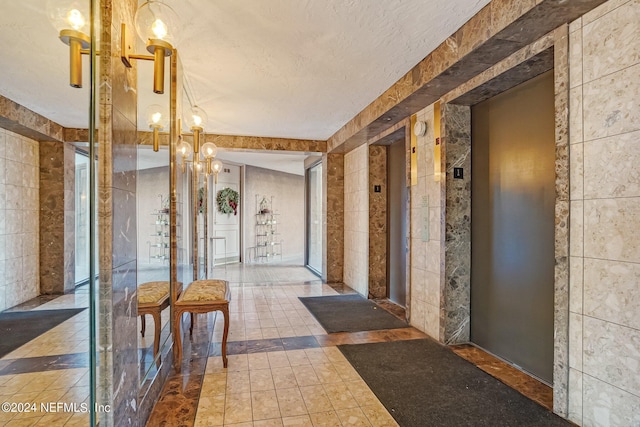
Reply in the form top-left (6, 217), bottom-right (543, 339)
top-left (47, 0), bottom-right (91, 88)
top-left (177, 137), bottom-right (193, 173)
top-left (200, 142), bottom-right (218, 174)
top-left (131, 1), bottom-right (180, 94)
top-left (146, 104), bottom-right (168, 152)
top-left (186, 107), bottom-right (208, 154)
top-left (211, 159), bottom-right (224, 184)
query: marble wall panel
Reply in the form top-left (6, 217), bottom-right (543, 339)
top-left (98, 0), bottom-right (140, 425)
top-left (368, 145), bottom-right (387, 299)
top-left (583, 316), bottom-right (640, 397)
top-left (584, 198), bottom-right (640, 263)
top-left (583, 130), bottom-right (640, 199)
top-left (582, 64), bottom-right (640, 141)
top-left (343, 145), bottom-right (368, 296)
top-left (582, 0), bottom-right (640, 83)
top-left (583, 374), bottom-right (640, 427)
top-left (322, 153), bottom-right (344, 284)
top-left (441, 104), bottom-right (471, 345)
top-left (39, 140), bottom-right (75, 294)
top-left (584, 258), bottom-right (640, 330)
top-left (0, 128), bottom-right (39, 311)
top-left (568, 368), bottom-right (583, 425)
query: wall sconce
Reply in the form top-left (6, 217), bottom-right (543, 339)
top-left (120, 1), bottom-right (179, 94)
top-left (177, 137), bottom-right (192, 173)
top-left (146, 104), bottom-right (168, 152)
top-left (211, 159), bottom-right (223, 184)
top-left (186, 107), bottom-right (208, 154)
top-left (47, 0), bottom-right (91, 88)
top-left (200, 142), bottom-right (218, 174)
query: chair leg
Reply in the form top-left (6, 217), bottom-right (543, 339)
top-left (141, 314), bottom-right (146, 337)
top-left (189, 312), bottom-right (195, 336)
top-left (222, 305), bottom-right (229, 368)
top-left (173, 310), bottom-right (183, 373)
top-left (152, 310), bottom-right (162, 368)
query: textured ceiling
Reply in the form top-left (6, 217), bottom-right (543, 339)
top-left (0, 0), bottom-right (491, 140)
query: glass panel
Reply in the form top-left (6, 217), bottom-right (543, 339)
top-left (137, 33), bottom-right (172, 385)
top-left (75, 152), bottom-right (90, 284)
top-left (307, 162), bottom-right (323, 274)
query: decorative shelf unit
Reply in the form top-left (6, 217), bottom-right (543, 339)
top-left (148, 195), bottom-right (169, 263)
top-left (254, 195), bottom-right (282, 262)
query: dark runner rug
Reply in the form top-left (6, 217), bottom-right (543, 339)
top-left (0, 308), bottom-right (86, 358)
top-left (339, 339), bottom-right (570, 427)
top-left (298, 294), bottom-right (408, 333)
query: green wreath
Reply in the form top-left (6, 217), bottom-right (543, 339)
top-left (217, 187), bottom-right (239, 215)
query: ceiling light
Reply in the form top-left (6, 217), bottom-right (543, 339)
top-left (211, 159), bottom-right (223, 184)
top-left (200, 142), bottom-right (218, 175)
top-left (47, 0), bottom-right (91, 88)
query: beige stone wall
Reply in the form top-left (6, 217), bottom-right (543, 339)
top-left (0, 127), bottom-right (39, 311)
top-left (409, 104), bottom-right (442, 339)
top-left (343, 144), bottom-right (369, 296)
top-left (568, 0), bottom-right (640, 425)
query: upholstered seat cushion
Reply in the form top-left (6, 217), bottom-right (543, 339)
top-left (138, 281), bottom-right (170, 305)
top-left (180, 280), bottom-right (228, 302)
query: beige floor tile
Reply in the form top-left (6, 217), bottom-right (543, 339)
top-left (335, 408), bottom-right (372, 426)
top-left (332, 362), bottom-right (361, 382)
top-left (202, 373), bottom-right (228, 396)
top-left (250, 369), bottom-right (275, 392)
top-left (360, 403), bottom-right (399, 427)
top-left (4, 416), bottom-right (43, 426)
top-left (62, 412), bottom-right (89, 426)
top-left (308, 411), bottom-right (341, 427)
top-left (313, 364), bottom-right (342, 385)
top-left (206, 356), bottom-right (227, 373)
top-left (282, 414), bottom-right (313, 426)
top-left (344, 381), bottom-right (378, 407)
top-left (226, 354), bottom-right (249, 372)
top-left (299, 385), bottom-right (333, 414)
top-left (271, 367), bottom-right (297, 390)
top-left (194, 395), bottom-right (225, 426)
top-left (285, 350), bottom-right (311, 367)
top-left (322, 348), bottom-right (346, 363)
top-left (248, 353), bottom-right (270, 370)
top-left (268, 352), bottom-right (290, 369)
top-left (276, 387), bottom-right (307, 418)
top-left (254, 418), bottom-right (284, 427)
top-left (227, 370), bottom-right (251, 394)
top-left (223, 422), bottom-right (253, 427)
top-left (32, 412), bottom-right (73, 426)
top-left (303, 349), bottom-right (330, 365)
top-left (291, 366), bottom-right (321, 387)
top-left (261, 328), bottom-right (280, 339)
top-left (224, 392), bottom-right (253, 425)
top-left (323, 383), bottom-right (358, 410)
top-left (252, 390), bottom-right (281, 421)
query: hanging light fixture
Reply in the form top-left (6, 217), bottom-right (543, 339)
top-left (146, 104), bottom-right (168, 152)
top-left (186, 106), bottom-right (208, 154)
top-left (47, 0), bottom-right (91, 88)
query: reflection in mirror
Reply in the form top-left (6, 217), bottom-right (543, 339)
top-left (0, 0), bottom-right (95, 424)
top-left (136, 54), bottom-right (171, 383)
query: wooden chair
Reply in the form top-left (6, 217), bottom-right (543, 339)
top-left (173, 279), bottom-right (230, 372)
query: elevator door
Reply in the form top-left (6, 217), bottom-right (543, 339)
top-left (388, 139), bottom-right (407, 306)
top-left (471, 71), bottom-right (555, 383)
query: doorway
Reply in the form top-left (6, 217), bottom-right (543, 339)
top-left (470, 71), bottom-right (555, 383)
top-left (387, 139), bottom-right (408, 306)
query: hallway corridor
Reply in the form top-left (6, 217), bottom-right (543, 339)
top-left (147, 265), bottom-right (558, 426)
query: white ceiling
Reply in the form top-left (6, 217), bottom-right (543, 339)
top-left (0, 0), bottom-right (491, 140)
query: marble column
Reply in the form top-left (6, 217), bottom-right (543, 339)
top-left (39, 140), bottom-right (75, 294)
top-left (322, 153), bottom-right (344, 283)
top-left (368, 145), bottom-right (387, 298)
top-left (97, 0), bottom-right (139, 425)
top-left (441, 104), bottom-right (471, 344)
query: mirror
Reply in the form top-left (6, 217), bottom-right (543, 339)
top-left (136, 50), bottom-right (172, 383)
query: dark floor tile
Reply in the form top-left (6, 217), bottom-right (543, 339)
top-left (245, 338), bottom-right (284, 353)
top-left (224, 341), bottom-right (248, 355)
top-left (0, 352), bottom-right (89, 375)
top-left (3, 294), bottom-right (62, 312)
top-left (282, 335), bottom-right (320, 351)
